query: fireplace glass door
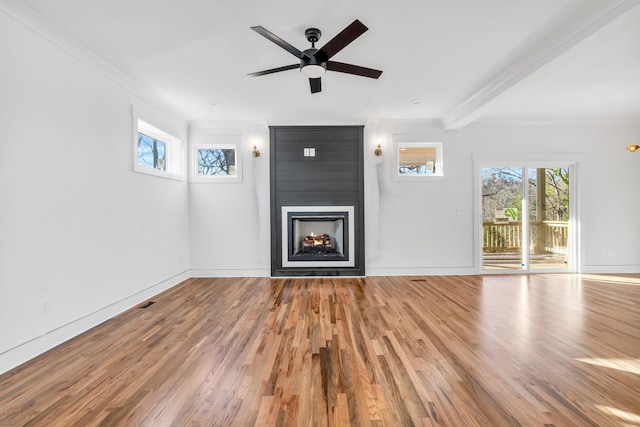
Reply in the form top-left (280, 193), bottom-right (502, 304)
top-left (289, 214), bottom-right (348, 262)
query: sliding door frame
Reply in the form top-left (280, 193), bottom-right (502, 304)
top-left (473, 153), bottom-right (581, 274)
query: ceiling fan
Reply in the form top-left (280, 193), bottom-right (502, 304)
top-left (248, 19), bottom-right (383, 94)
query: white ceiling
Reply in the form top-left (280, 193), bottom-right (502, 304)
top-left (9, 0), bottom-right (640, 127)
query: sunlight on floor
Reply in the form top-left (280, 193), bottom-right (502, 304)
top-left (580, 274), bottom-right (640, 286)
top-left (595, 405), bottom-right (640, 424)
top-left (575, 358), bottom-right (640, 375)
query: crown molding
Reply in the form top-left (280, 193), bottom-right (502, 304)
top-left (0, 0), bottom-right (187, 123)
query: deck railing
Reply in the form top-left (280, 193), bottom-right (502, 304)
top-left (483, 221), bottom-right (568, 254)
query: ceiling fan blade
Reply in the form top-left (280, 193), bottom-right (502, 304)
top-left (251, 26), bottom-right (309, 59)
top-left (309, 78), bottom-right (321, 93)
top-left (327, 61), bottom-right (383, 79)
top-left (248, 64), bottom-right (299, 77)
top-left (316, 19), bottom-right (368, 60)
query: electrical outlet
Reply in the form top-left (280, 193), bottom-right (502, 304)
top-left (607, 249), bottom-right (614, 257)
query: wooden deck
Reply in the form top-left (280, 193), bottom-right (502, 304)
top-left (1, 274), bottom-right (639, 426)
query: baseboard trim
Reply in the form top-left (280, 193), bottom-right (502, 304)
top-left (366, 267), bottom-right (478, 276)
top-left (190, 268), bottom-right (271, 277)
top-left (582, 265), bottom-right (640, 274)
top-left (0, 270), bottom-right (191, 375)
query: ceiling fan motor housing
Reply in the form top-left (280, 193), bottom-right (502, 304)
top-left (301, 28), bottom-right (327, 77)
top-left (301, 48), bottom-right (327, 73)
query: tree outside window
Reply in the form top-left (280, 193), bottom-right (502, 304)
top-left (190, 143), bottom-right (242, 183)
top-left (482, 167), bottom-right (569, 222)
top-left (198, 148), bottom-right (236, 176)
top-left (138, 132), bottom-right (167, 171)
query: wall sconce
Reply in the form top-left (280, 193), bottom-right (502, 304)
top-left (252, 144), bottom-right (261, 157)
top-left (374, 143), bottom-right (382, 156)
top-left (626, 144), bottom-right (639, 153)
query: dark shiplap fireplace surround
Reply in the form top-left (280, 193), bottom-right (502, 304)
top-left (270, 126), bottom-right (365, 276)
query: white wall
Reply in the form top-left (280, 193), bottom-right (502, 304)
top-left (0, 12), bottom-right (190, 373)
top-left (188, 122), bottom-right (271, 277)
top-left (365, 119), bottom-right (640, 275)
top-left (188, 118), bottom-right (640, 277)
top-left (364, 120), bottom-right (476, 275)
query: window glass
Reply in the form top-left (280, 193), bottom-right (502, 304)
top-left (392, 141), bottom-right (443, 180)
top-left (197, 148), bottom-right (236, 176)
top-left (190, 143), bottom-right (242, 183)
top-left (138, 132), bottom-right (167, 171)
top-left (399, 146), bottom-right (437, 175)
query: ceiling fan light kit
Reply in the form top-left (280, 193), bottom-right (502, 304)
top-left (301, 65), bottom-right (325, 78)
top-left (248, 19), bottom-right (382, 94)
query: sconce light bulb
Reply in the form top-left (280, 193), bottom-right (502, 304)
top-left (626, 144), bottom-right (640, 153)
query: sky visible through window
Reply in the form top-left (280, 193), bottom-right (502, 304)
top-left (198, 148), bottom-right (235, 176)
top-left (138, 132), bottom-right (166, 171)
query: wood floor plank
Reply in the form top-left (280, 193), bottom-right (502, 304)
top-left (1, 274), bottom-right (640, 426)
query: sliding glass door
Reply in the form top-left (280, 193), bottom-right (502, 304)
top-left (481, 166), bottom-right (572, 272)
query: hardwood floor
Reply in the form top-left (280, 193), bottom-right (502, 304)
top-left (1, 274), bottom-right (639, 426)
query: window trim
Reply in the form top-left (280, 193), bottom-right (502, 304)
top-left (133, 119), bottom-right (184, 181)
top-left (190, 143), bottom-right (243, 183)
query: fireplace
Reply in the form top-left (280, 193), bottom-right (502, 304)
top-left (270, 125), bottom-right (364, 276)
top-left (282, 206), bottom-right (355, 268)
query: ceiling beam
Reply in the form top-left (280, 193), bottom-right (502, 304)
top-left (441, 0), bottom-right (640, 130)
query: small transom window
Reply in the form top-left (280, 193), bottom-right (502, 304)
top-left (133, 119), bottom-right (183, 180)
top-left (191, 143), bottom-right (242, 183)
top-left (392, 141), bottom-right (443, 180)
